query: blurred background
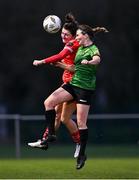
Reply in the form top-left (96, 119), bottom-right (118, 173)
top-left (0, 0), bottom-right (139, 158)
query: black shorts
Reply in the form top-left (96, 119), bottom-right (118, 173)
top-left (62, 83), bottom-right (95, 105)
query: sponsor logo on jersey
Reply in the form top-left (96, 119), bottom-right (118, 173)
top-left (79, 99), bottom-right (87, 103)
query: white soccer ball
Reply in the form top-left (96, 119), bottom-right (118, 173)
top-left (43, 15), bottom-right (62, 33)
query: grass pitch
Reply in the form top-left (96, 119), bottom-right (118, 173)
top-left (0, 158), bottom-right (139, 179)
top-left (0, 144), bottom-right (139, 179)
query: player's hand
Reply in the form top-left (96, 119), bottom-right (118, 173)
top-left (50, 62), bottom-right (57, 66)
top-left (53, 62), bottom-right (60, 67)
top-left (81, 59), bottom-right (89, 64)
top-left (33, 60), bottom-right (43, 66)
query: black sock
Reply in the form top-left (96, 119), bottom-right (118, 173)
top-left (79, 129), bottom-right (88, 156)
top-left (45, 110), bottom-right (56, 135)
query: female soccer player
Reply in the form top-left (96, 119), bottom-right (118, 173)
top-left (31, 24), bottom-right (108, 169)
top-left (28, 13), bottom-right (81, 158)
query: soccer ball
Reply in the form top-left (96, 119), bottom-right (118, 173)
top-left (43, 15), bottom-right (61, 33)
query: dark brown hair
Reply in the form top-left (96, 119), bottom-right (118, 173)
top-left (78, 24), bottom-right (108, 39)
top-left (63, 12), bottom-right (79, 36)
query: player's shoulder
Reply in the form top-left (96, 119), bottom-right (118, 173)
top-left (90, 44), bottom-right (100, 55)
top-left (66, 39), bottom-right (79, 47)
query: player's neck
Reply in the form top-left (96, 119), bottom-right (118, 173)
top-left (83, 39), bottom-right (93, 47)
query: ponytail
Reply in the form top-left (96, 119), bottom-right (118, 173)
top-left (63, 12), bottom-right (79, 36)
top-left (92, 27), bottom-right (109, 34)
top-left (78, 24), bottom-right (109, 39)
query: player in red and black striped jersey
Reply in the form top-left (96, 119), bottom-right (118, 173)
top-left (28, 13), bottom-right (81, 158)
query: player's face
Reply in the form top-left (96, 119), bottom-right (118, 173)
top-left (61, 28), bottom-right (73, 44)
top-left (75, 29), bottom-right (87, 45)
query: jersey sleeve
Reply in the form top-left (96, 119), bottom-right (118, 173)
top-left (92, 46), bottom-right (100, 57)
top-left (43, 48), bottom-right (71, 64)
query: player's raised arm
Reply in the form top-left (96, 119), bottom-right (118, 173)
top-left (32, 48), bottom-right (72, 66)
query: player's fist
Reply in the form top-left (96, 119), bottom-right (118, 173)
top-left (81, 59), bottom-right (89, 64)
top-left (33, 60), bottom-right (43, 66)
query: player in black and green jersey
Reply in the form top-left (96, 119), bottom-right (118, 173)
top-left (33, 24), bottom-right (108, 170)
top-left (71, 40), bottom-right (100, 90)
top-left (62, 25), bottom-right (108, 169)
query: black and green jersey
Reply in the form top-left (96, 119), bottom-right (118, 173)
top-left (70, 44), bottom-right (100, 90)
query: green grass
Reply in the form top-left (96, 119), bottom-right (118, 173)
top-left (1, 143), bottom-right (139, 158)
top-left (0, 144), bottom-right (139, 179)
top-left (0, 158), bottom-right (139, 179)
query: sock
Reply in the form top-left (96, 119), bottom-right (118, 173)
top-left (79, 129), bottom-right (88, 156)
top-left (71, 131), bottom-right (80, 143)
top-left (42, 127), bottom-right (49, 139)
top-left (45, 110), bottom-right (56, 135)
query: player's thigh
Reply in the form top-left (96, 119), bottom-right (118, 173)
top-left (61, 101), bottom-right (76, 122)
top-left (44, 87), bottom-right (73, 108)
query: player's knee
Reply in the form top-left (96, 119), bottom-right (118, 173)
top-left (44, 99), bottom-right (48, 107)
top-left (77, 120), bottom-right (87, 129)
top-left (44, 99), bottom-right (54, 109)
top-left (55, 112), bottom-right (61, 121)
top-left (61, 117), bottom-right (68, 125)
